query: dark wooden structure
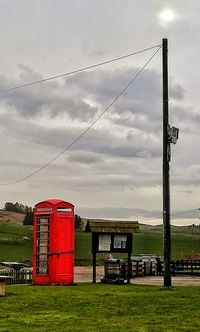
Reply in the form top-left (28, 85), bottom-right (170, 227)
top-left (85, 220), bottom-right (139, 283)
top-left (171, 260), bottom-right (200, 276)
top-left (0, 261), bottom-right (28, 270)
top-left (0, 276), bottom-right (13, 296)
top-left (0, 261), bottom-right (32, 286)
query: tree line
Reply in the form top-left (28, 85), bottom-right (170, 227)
top-left (4, 201), bottom-right (82, 228)
top-left (4, 202), bottom-right (33, 214)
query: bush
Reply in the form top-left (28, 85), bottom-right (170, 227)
top-left (23, 212), bottom-right (34, 226)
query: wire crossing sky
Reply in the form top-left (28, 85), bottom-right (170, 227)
top-left (0, 44), bottom-right (161, 94)
top-left (0, 45), bottom-right (161, 186)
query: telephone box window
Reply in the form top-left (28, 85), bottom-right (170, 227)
top-left (36, 216), bottom-right (50, 275)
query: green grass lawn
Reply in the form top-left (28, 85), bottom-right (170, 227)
top-left (0, 283), bottom-right (200, 331)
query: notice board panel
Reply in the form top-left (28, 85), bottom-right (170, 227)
top-left (92, 233), bottom-right (132, 253)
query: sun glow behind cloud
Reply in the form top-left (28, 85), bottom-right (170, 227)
top-left (158, 8), bottom-right (176, 26)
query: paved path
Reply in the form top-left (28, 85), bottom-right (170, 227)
top-left (132, 276), bottom-right (200, 286)
top-left (74, 266), bottom-right (200, 286)
top-left (74, 266), bottom-right (104, 283)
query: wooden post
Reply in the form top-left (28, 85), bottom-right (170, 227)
top-left (162, 38), bottom-right (172, 287)
top-left (93, 252), bottom-right (96, 283)
top-left (136, 261), bottom-right (139, 277)
top-left (0, 280), bottom-right (6, 296)
top-left (127, 252), bottom-right (131, 284)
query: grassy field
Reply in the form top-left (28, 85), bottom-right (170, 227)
top-left (0, 220), bottom-right (200, 265)
top-left (136, 223), bottom-right (200, 259)
top-left (0, 283), bottom-right (200, 331)
top-left (0, 222), bottom-right (33, 263)
top-left (75, 225), bottom-right (200, 265)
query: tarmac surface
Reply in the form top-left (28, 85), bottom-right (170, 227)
top-left (74, 266), bottom-right (200, 286)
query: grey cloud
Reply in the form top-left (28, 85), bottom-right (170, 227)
top-left (171, 164), bottom-right (200, 187)
top-left (66, 67), bottom-right (187, 133)
top-left (0, 63), bottom-right (198, 193)
top-left (18, 64), bottom-right (43, 82)
top-left (0, 109), bottom-right (162, 161)
top-left (171, 105), bottom-right (200, 133)
top-left (0, 87), bottom-right (98, 122)
top-left (169, 83), bottom-right (185, 100)
top-left (67, 152), bottom-right (102, 165)
top-left (76, 206), bottom-right (196, 222)
top-left (46, 165), bottom-right (162, 191)
top-left (0, 66), bottom-right (98, 122)
top-left (172, 210), bottom-right (198, 220)
top-left (76, 206), bottom-right (162, 220)
top-left (0, 65), bottom-right (187, 133)
top-left (113, 113), bottom-right (162, 133)
top-left (67, 68), bottom-right (163, 118)
top-left (94, 145), bottom-right (160, 159)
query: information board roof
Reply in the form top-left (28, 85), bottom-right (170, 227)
top-left (85, 220), bottom-right (139, 233)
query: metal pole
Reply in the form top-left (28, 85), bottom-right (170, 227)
top-left (162, 38), bottom-right (172, 287)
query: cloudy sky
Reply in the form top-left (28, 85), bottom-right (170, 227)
top-left (0, 0), bottom-right (200, 225)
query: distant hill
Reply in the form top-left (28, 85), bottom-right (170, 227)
top-left (0, 210), bottom-right (25, 225)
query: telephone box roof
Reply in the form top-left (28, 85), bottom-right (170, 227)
top-left (35, 199), bottom-right (74, 206)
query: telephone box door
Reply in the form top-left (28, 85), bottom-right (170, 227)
top-left (33, 215), bottom-right (51, 284)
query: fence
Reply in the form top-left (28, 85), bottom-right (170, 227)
top-left (0, 269), bottom-right (32, 284)
top-left (132, 260), bottom-right (158, 277)
top-left (171, 260), bottom-right (200, 276)
top-left (131, 255), bottom-right (160, 277)
top-left (131, 258), bottom-right (200, 277)
top-left (1, 259), bottom-right (200, 284)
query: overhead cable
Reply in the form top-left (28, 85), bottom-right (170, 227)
top-left (0, 45), bottom-right (161, 186)
top-left (0, 45), bottom-right (161, 94)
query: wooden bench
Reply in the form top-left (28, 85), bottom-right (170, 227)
top-left (0, 276), bottom-right (12, 296)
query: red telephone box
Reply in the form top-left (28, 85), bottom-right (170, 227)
top-left (33, 199), bottom-right (74, 285)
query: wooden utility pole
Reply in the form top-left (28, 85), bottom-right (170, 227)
top-left (162, 38), bottom-right (172, 287)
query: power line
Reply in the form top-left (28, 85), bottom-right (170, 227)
top-left (0, 45), bottom-right (161, 186)
top-left (0, 45), bottom-right (161, 94)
